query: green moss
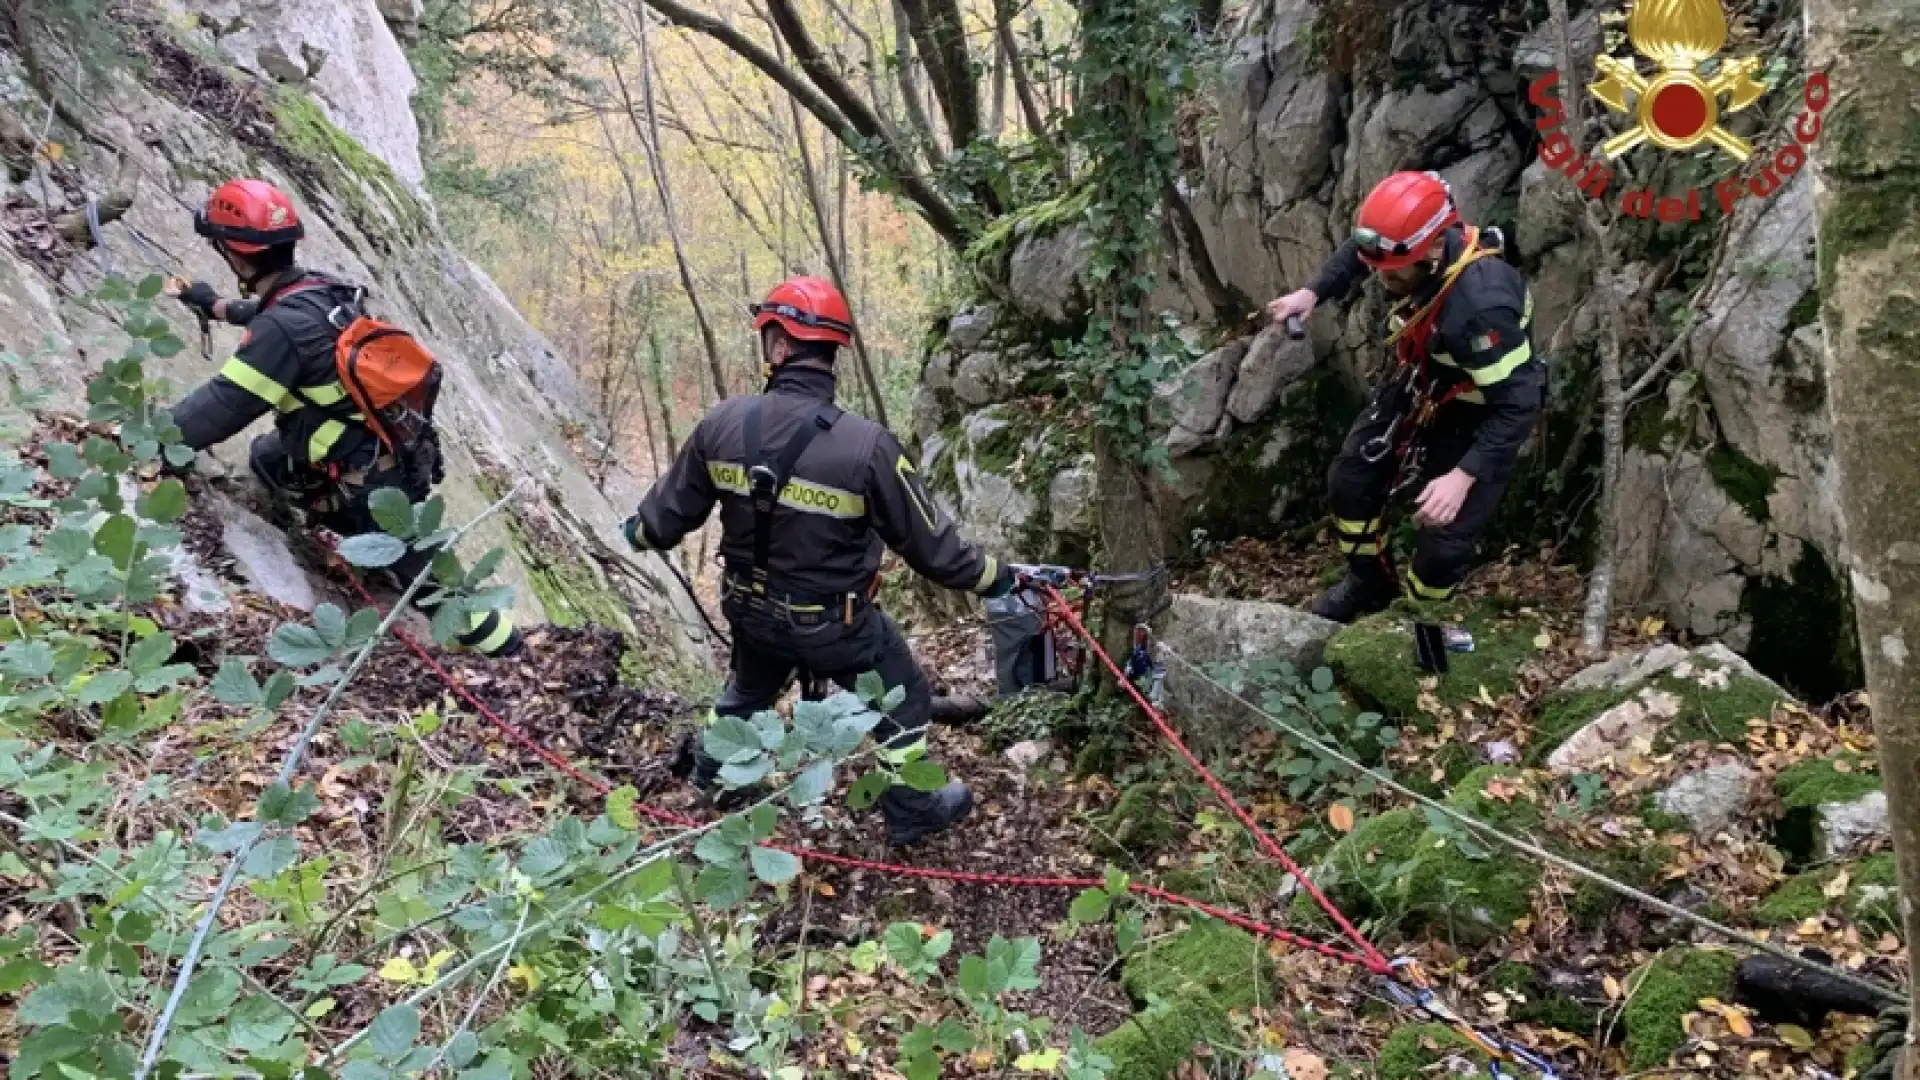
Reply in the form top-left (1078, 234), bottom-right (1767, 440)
top-left (1093, 996), bottom-right (1229, 1080)
top-left (1570, 842), bottom-right (1677, 929)
top-left (269, 86), bottom-right (428, 245)
top-left (1623, 948), bottom-right (1740, 1069)
top-left (1121, 920), bottom-right (1275, 1008)
top-left (1376, 1024), bottom-right (1486, 1080)
top-left (1785, 287), bottom-right (1821, 332)
top-left (1485, 961), bottom-right (1597, 1034)
top-left (1326, 600), bottom-right (1540, 719)
top-left (964, 186), bottom-right (1095, 279)
top-left (1297, 769), bottom-right (1542, 941)
top-left (497, 511), bottom-right (631, 632)
top-left (1776, 754), bottom-right (1882, 810)
top-left (1757, 868), bottom-right (1832, 924)
top-left (1815, 93), bottom-right (1920, 282)
top-left (1093, 781), bottom-right (1189, 858)
top-left (1704, 443), bottom-right (1777, 523)
top-left (1742, 543), bottom-right (1863, 702)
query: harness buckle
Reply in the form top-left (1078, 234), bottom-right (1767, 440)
top-left (748, 464), bottom-right (781, 501)
top-left (1361, 417), bottom-right (1401, 463)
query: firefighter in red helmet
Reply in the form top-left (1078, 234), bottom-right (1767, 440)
top-left (624, 276), bottom-right (1015, 846)
top-left (168, 178), bottom-right (522, 657)
top-left (1267, 171), bottom-right (1545, 622)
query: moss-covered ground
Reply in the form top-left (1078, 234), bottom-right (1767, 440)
top-left (1485, 961), bottom-right (1597, 1034)
top-left (1094, 920), bottom-right (1276, 1080)
top-left (1623, 948), bottom-right (1740, 1069)
top-left (1326, 600), bottom-right (1542, 719)
top-left (1757, 853), bottom-right (1900, 935)
top-left (1775, 753), bottom-right (1883, 809)
top-left (1376, 1024), bottom-right (1486, 1080)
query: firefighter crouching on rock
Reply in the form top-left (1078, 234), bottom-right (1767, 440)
top-left (167, 178), bottom-right (524, 658)
top-left (623, 276), bottom-right (1017, 847)
top-left (1266, 171), bottom-right (1546, 623)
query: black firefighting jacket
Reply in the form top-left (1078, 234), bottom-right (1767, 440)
top-left (630, 364), bottom-right (1007, 601)
top-left (172, 269), bottom-right (378, 469)
top-left (1307, 226), bottom-right (1545, 484)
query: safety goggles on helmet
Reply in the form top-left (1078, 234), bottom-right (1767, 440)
top-left (193, 207), bottom-right (304, 248)
top-left (750, 301), bottom-right (852, 336)
top-left (1350, 226), bottom-right (1413, 262)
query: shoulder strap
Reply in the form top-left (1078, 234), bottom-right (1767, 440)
top-left (742, 398), bottom-right (842, 592)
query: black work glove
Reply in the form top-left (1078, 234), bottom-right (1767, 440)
top-left (175, 281), bottom-right (220, 321)
top-left (621, 515), bottom-right (648, 552)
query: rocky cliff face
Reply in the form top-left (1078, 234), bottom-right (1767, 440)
top-left (915, 0), bottom-right (1855, 695)
top-left (0, 1), bottom-right (709, 672)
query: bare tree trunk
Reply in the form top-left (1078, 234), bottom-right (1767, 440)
top-left (613, 19), bottom-right (731, 402)
top-left (784, 84), bottom-right (892, 427)
top-left (888, 0), bottom-right (946, 164)
top-left (998, 6), bottom-right (1067, 183)
top-left (1805, 0), bottom-right (1920, 1069)
top-left (988, 13), bottom-right (1007, 138)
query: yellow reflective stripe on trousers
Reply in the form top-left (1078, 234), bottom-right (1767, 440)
top-left (1470, 341), bottom-right (1533, 387)
top-left (1405, 568), bottom-right (1453, 600)
top-left (876, 736), bottom-right (928, 766)
top-left (1332, 516), bottom-right (1383, 537)
top-left (1338, 539), bottom-right (1382, 555)
top-left (973, 555), bottom-right (999, 594)
top-left (463, 610), bottom-right (517, 655)
top-left (308, 419), bottom-right (349, 463)
top-left (707, 461), bottom-right (867, 520)
top-left (221, 358), bottom-right (295, 412)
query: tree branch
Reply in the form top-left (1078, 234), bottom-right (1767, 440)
top-left (887, 0), bottom-right (947, 166)
top-left (895, 0), bottom-right (981, 150)
top-left (997, 1), bottom-right (1067, 182)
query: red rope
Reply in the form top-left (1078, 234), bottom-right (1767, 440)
top-left (1039, 584), bottom-right (1393, 975)
top-left (334, 572), bottom-right (1376, 969)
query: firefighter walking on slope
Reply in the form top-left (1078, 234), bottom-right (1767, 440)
top-left (624, 276), bottom-right (1019, 846)
top-left (1267, 171), bottom-right (1547, 623)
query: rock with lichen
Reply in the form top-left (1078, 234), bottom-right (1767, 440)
top-left (1533, 644), bottom-right (1789, 770)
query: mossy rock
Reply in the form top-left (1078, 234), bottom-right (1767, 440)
top-left (1530, 655), bottom-right (1789, 765)
top-left (1093, 780), bottom-right (1198, 859)
top-left (1326, 600), bottom-right (1540, 719)
top-left (1296, 767), bottom-right (1543, 942)
top-left (1095, 920), bottom-right (1275, 1080)
top-left (1092, 995), bottom-right (1230, 1080)
top-left (1376, 1023), bottom-right (1488, 1080)
top-left (1121, 919), bottom-right (1276, 1009)
top-left (268, 86), bottom-right (428, 245)
top-left (1623, 948), bottom-right (1740, 1069)
top-left (1775, 754), bottom-right (1882, 809)
top-left (1757, 853), bottom-right (1901, 936)
top-left (1485, 961), bottom-right (1598, 1034)
top-left (1568, 840), bottom-right (1679, 930)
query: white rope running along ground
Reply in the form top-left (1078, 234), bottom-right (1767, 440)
top-left (1154, 642), bottom-right (1906, 1006)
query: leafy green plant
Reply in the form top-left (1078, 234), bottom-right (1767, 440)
top-left (1209, 655), bottom-right (1397, 806)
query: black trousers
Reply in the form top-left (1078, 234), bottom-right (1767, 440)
top-left (714, 594), bottom-right (931, 763)
top-left (250, 432), bottom-right (519, 655)
top-left (1324, 400), bottom-right (1512, 599)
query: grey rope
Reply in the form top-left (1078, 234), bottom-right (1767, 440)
top-left (1155, 642), bottom-right (1907, 1006)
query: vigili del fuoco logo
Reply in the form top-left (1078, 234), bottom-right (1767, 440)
top-left (1527, 0), bottom-right (1830, 223)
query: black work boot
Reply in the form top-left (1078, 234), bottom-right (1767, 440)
top-left (879, 782), bottom-right (974, 847)
top-left (675, 731), bottom-right (764, 813)
top-left (1309, 565), bottom-right (1398, 624)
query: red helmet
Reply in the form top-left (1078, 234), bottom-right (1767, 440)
top-left (1353, 171), bottom-right (1459, 270)
top-left (195, 179), bottom-right (304, 255)
top-left (751, 276), bottom-right (853, 348)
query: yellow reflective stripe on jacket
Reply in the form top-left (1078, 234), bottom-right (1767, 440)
top-left (221, 357), bottom-right (295, 412)
top-left (1406, 568), bottom-right (1454, 600)
top-left (1470, 341), bottom-right (1533, 386)
top-left (973, 556), bottom-right (999, 594)
top-left (308, 419), bottom-right (349, 463)
top-left (897, 456), bottom-right (939, 531)
top-left (876, 736), bottom-right (928, 766)
top-left (706, 461), bottom-right (867, 520)
top-left (299, 381), bottom-right (350, 407)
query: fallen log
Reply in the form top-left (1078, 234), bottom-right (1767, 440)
top-left (1735, 952), bottom-right (1886, 1027)
top-left (929, 694), bottom-right (991, 726)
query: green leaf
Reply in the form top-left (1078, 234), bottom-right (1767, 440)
top-left (76, 670), bottom-right (133, 707)
top-left (262, 671), bottom-right (296, 709)
top-left (1068, 888), bottom-right (1110, 924)
top-left (337, 533), bottom-right (407, 569)
top-left (136, 479), bottom-right (188, 524)
top-left (881, 684), bottom-right (907, 713)
top-left (367, 1003), bottom-right (421, 1061)
top-left (445, 1030), bottom-right (480, 1069)
top-left (259, 783), bottom-right (321, 826)
top-left (268, 624), bottom-right (334, 668)
top-left (718, 755), bottom-right (772, 787)
top-left (244, 835), bottom-right (301, 879)
top-left (212, 659), bottom-right (265, 706)
top-left (848, 771), bottom-right (891, 810)
top-left (703, 716), bottom-right (762, 764)
top-left (957, 954), bottom-right (989, 998)
top-left (520, 836), bottom-right (571, 879)
top-left (0, 524), bottom-right (29, 555)
top-left (606, 785), bottom-right (641, 830)
top-left (789, 760), bottom-right (833, 806)
top-left (44, 527), bottom-right (93, 568)
top-left (164, 443), bottom-right (195, 468)
top-left (367, 488), bottom-right (415, 538)
top-left (0, 641), bottom-right (55, 681)
top-left (413, 497), bottom-right (446, 540)
top-left (93, 514), bottom-right (136, 566)
top-left (344, 606), bottom-right (382, 646)
top-left (136, 275), bottom-right (165, 300)
top-left (899, 759), bottom-right (947, 793)
top-left (749, 846), bottom-right (801, 885)
top-left (0, 554), bottom-right (57, 588)
top-left (126, 631), bottom-right (175, 675)
top-left (464, 546), bottom-right (504, 586)
top-left (228, 994), bottom-right (296, 1053)
top-left (695, 863), bottom-right (750, 908)
top-left (45, 443), bottom-right (85, 480)
top-left (1310, 667), bottom-right (1335, 694)
top-left (855, 671), bottom-right (886, 704)
top-left (312, 604), bottom-right (347, 648)
top-left (694, 829), bottom-right (744, 866)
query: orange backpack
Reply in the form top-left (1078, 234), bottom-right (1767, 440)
top-left (332, 312), bottom-right (443, 455)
